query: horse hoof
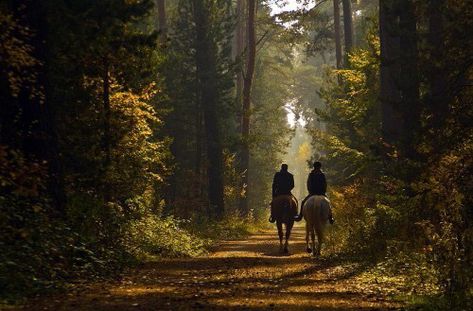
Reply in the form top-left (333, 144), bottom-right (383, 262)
top-left (283, 247), bottom-right (289, 254)
top-left (306, 247), bottom-right (312, 253)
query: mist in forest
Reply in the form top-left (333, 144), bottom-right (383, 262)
top-left (284, 114), bottom-right (312, 200)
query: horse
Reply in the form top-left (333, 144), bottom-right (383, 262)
top-left (302, 195), bottom-right (332, 256)
top-left (271, 195), bottom-right (298, 254)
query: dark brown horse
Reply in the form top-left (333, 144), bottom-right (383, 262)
top-left (271, 195), bottom-right (298, 253)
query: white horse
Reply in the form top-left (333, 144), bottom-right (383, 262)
top-left (302, 195), bottom-right (332, 256)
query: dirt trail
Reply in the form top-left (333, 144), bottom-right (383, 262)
top-left (22, 225), bottom-right (403, 310)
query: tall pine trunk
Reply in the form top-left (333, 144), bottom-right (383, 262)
top-left (379, 0), bottom-right (402, 146)
top-left (429, 0), bottom-right (447, 131)
top-left (239, 0), bottom-right (256, 215)
top-left (155, 0), bottom-right (167, 41)
top-left (342, 0), bottom-right (353, 64)
top-left (102, 55), bottom-right (111, 202)
top-left (193, 0), bottom-right (224, 218)
top-left (195, 107), bottom-right (203, 198)
top-left (235, 0), bottom-right (245, 130)
top-left (333, 0), bottom-right (342, 70)
top-left (399, 0), bottom-right (420, 158)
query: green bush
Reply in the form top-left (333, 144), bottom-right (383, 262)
top-left (126, 214), bottom-right (210, 259)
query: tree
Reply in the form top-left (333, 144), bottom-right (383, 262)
top-left (333, 0), bottom-right (343, 70)
top-left (378, 0), bottom-right (420, 159)
top-left (379, 0), bottom-right (401, 147)
top-left (399, 0), bottom-right (419, 158)
top-left (102, 56), bottom-right (111, 201)
top-left (235, 0), bottom-right (245, 127)
top-left (155, 0), bottom-right (167, 41)
top-left (239, 0), bottom-right (256, 214)
top-left (234, 0), bottom-right (245, 80)
top-left (342, 0), bottom-right (354, 62)
top-left (428, 0), bottom-right (447, 132)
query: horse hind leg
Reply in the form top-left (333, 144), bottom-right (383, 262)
top-left (284, 222), bottom-right (293, 254)
top-left (305, 222), bottom-right (312, 254)
top-left (277, 221), bottom-right (284, 253)
top-left (315, 226), bottom-right (324, 256)
top-left (311, 227), bottom-right (317, 257)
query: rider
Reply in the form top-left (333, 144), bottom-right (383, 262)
top-left (269, 164), bottom-right (294, 223)
top-left (296, 161), bottom-right (334, 224)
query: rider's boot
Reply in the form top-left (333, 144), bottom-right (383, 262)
top-left (294, 205), bottom-right (303, 222)
top-left (295, 197), bottom-right (308, 221)
top-left (328, 213), bottom-right (335, 224)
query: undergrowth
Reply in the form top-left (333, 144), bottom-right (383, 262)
top-left (324, 178), bottom-right (473, 310)
top-left (126, 211), bottom-right (262, 260)
top-left (1, 200), bottom-right (264, 304)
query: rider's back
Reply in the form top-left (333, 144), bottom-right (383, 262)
top-left (307, 170), bottom-right (326, 195)
top-left (273, 171), bottom-right (294, 195)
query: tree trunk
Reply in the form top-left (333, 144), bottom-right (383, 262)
top-left (36, 1), bottom-right (66, 214)
top-left (195, 107), bottom-right (203, 198)
top-left (379, 0), bottom-right (402, 146)
top-left (342, 0), bottom-right (353, 64)
top-left (333, 0), bottom-right (342, 70)
top-left (429, 0), bottom-right (447, 131)
top-left (155, 0), bottom-right (167, 40)
top-left (239, 0), bottom-right (256, 215)
top-left (193, 0), bottom-right (225, 219)
top-left (399, 0), bottom-right (420, 158)
top-left (102, 56), bottom-right (111, 202)
top-left (235, 0), bottom-right (245, 131)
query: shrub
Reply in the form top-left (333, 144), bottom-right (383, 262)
top-left (126, 214), bottom-right (210, 259)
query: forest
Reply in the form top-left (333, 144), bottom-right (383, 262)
top-left (1, 0), bottom-right (472, 309)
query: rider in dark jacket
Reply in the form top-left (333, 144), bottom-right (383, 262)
top-left (296, 161), bottom-right (334, 223)
top-left (272, 164), bottom-right (294, 197)
top-left (307, 165), bottom-right (327, 196)
top-left (270, 164), bottom-right (294, 223)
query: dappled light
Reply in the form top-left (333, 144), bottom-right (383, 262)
top-left (24, 227), bottom-right (401, 310)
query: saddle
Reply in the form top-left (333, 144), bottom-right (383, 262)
top-left (271, 195), bottom-right (298, 219)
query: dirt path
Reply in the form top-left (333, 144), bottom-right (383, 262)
top-left (22, 225), bottom-right (403, 310)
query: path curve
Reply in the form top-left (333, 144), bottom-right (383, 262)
top-left (22, 225), bottom-right (402, 310)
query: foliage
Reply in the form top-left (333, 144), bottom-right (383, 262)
top-left (315, 29), bottom-right (380, 185)
top-left (0, 146), bottom-right (122, 301)
top-left (187, 210), bottom-right (265, 241)
top-left (412, 138), bottom-right (473, 305)
top-left (307, 3), bottom-right (473, 307)
top-left (0, 12), bottom-right (42, 101)
top-left (126, 214), bottom-right (210, 259)
top-left (0, 0), bottom-right (174, 301)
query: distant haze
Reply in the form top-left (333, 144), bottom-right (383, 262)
top-left (269, 0), bottom-right (316, 16)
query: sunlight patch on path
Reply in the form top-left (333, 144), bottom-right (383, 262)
top-left (23, 226), bottom-right (403, 310)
